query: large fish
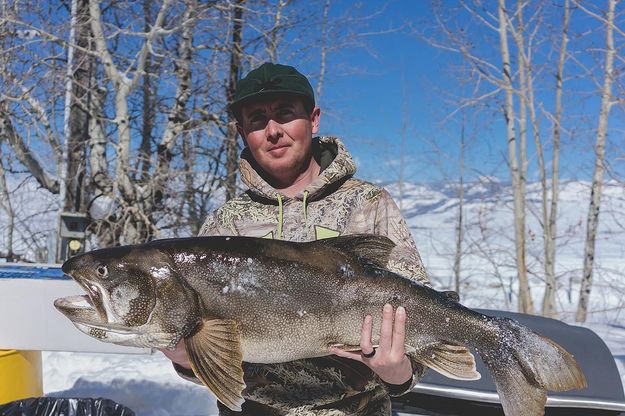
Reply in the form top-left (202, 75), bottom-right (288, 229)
top-left (55, 235), bottom-right (586, 415)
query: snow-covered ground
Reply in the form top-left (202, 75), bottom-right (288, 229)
top-left (43, 351), bottom-right (218, 415)
top-left (13, 177), bottom-right (624, 414)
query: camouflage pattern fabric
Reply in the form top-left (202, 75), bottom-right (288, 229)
top-left (180, 137), bottom-right (430, 415)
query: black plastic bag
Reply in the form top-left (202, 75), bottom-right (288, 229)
top-left (0, 397), bottom-right (135, 416)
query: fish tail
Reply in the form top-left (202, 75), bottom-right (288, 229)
top-left (481, 317), bottom-right (586, 416)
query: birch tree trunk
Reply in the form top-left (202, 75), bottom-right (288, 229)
top-left (544, 0), bottom-right (570, 317)
top-left (454, 112), bottom-right (465, 296)
top-left (576, 0), bottom-right (616, 323)
top-left (154, 0), bottom-right (197, 207)
top-left (316, 0), bottom-right (331, 101)
top-left (139, 0), bottom-right (155, 184)
top-left (64, 0), bottom-right (93, 213)
top-left (498, 0), bottom-right (534, 314)
top-left (0, 153), bottom-right (15, 261)
top-left (266, 0), bottom-right (286, 61)
top-left (535, 0), bottom-right (570, 317)
top-left (510, 0), bottom-right (567, 317)
top-left (514, 2), bottom-right (529, 312)
top-left (89, 0), bottom-right (172, 243)
top-left (225, 0), bottom-right (244, 201)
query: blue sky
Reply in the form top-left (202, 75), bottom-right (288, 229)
top-left (319, 1), bottom-right (449, 183)
top-left (300, 0), bottom-right (625, 184)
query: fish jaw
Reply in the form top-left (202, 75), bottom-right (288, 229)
top-left (54, 294), bottom-right (174, 348)
top-left (54, 294), bottom-right (102, 327)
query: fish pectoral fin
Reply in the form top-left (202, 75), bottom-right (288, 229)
top-left (185, 319), bottom-right (246, 412)
top-left (417, 343), bottom-right (481, 381)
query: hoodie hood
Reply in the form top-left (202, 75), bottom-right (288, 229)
top-left (239, 136), bottom-right (356, 202)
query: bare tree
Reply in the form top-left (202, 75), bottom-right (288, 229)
top-left (542, 0), bottom-right (570, 317)
top-left (543, 0), bottom-right (570, 317)
top-left (498, 0), bottom-right (534, 314)
top-left (424, 0), bottom-right (535, 312)
top-left (576, 0), bottom-right (618, 323)
top-left (0, 151), bottom-right (15, 261)
top-left (507, 0), bottom-right (572, 317)
top-left (453, 109), bottom-right (466, 296)
top-left (225, 0), bottom-right (244, 201)
top-left (63, 0), bottom-right (93, 213)
top-left (1, 0), bottom-right (383, 259)
top-left (316, 0), bottom-right (331, 101)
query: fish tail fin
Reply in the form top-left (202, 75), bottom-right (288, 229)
top-left (482, 317), bottom-right (586, 416)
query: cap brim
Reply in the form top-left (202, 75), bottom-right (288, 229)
top-left (229, 90), bottom-right (314, 115)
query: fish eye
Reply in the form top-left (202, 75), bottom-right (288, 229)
top-left (96, 265), bottom-right (108, 278)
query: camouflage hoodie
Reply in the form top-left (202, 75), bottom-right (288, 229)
top-left (181, 137), bottom-right (430, 415)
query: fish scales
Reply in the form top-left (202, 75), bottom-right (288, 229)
top-left (166, 237), bottom-right (378, 363)
top-left (55, 234), bottom-right (586, 416)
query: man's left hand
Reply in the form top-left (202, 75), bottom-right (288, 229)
top-left (329, 303), bottom-right (413, 386)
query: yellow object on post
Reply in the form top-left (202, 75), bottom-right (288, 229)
top-left (0, 350), bottom-right (43, 405)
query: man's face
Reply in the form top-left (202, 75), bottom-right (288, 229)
top-left (237, 94), bottom-right (320, 185)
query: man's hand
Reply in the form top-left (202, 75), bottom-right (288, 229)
top-left (329, 304), bottom-right (413, 386)
top-left (159, 339), bottom-right (192, 370)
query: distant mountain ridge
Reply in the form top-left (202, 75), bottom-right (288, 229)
top-left (380, 178), bottom-right (625, 322)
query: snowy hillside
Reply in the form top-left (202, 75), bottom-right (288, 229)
top-left (385, 178), bottom-right (625, 324)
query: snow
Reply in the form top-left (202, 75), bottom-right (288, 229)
top-left (43, 351), bottom-right (218, 415)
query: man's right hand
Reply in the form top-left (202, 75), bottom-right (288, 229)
top-left (159, 340), bottom-right (192, 370)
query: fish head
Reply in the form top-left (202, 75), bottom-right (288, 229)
top-left (55, 245), bottom-right (202, 349)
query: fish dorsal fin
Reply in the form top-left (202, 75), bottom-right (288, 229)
top-left (316, 234), bottom-right (395, 268)
top-left (416, 343), bottom-right (481, 381)
top-left (185, 319), bottom-right (246, 411)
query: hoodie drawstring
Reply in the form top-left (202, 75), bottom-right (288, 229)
top-left (303, 191), bottom-right (309, 222)
top-left (277, 193), bottom-right (284, 240)
top-left (276, 191), bottom-right (309, 239)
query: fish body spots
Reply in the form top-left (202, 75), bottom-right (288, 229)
top-left (219, 269), bottom-right (260, 296)
top-left (174, 253), bottom-right (197, 264)
top-left (110, 285), bottom-right (142, 321)
top-left (339, 264), bottom-right (354, 278)
top-left (150, 266), bottom-right (170, 280)
top-left (386, 293), bottom-right (403, 307)
top-left (297, 309), bottom-right (307, 317)
top-left (89, 327), bottom-right (107, 339)
top-left (370, 268), bottom-right (386, 278)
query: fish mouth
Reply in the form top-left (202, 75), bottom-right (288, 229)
top-left (54, 294), bottom-right (138, 335)
top-left (54, 293), bottom-right (105, 326)
top-left (54, 273), bottom-right (109, 327)
top-left (58, 265), bottom-right (110, 324)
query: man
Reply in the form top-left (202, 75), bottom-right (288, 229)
top-left (163, 62), bottom-right (431, 415)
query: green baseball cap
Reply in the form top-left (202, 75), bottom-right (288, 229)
top-left (230, 62), bottom-right (315, 120)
